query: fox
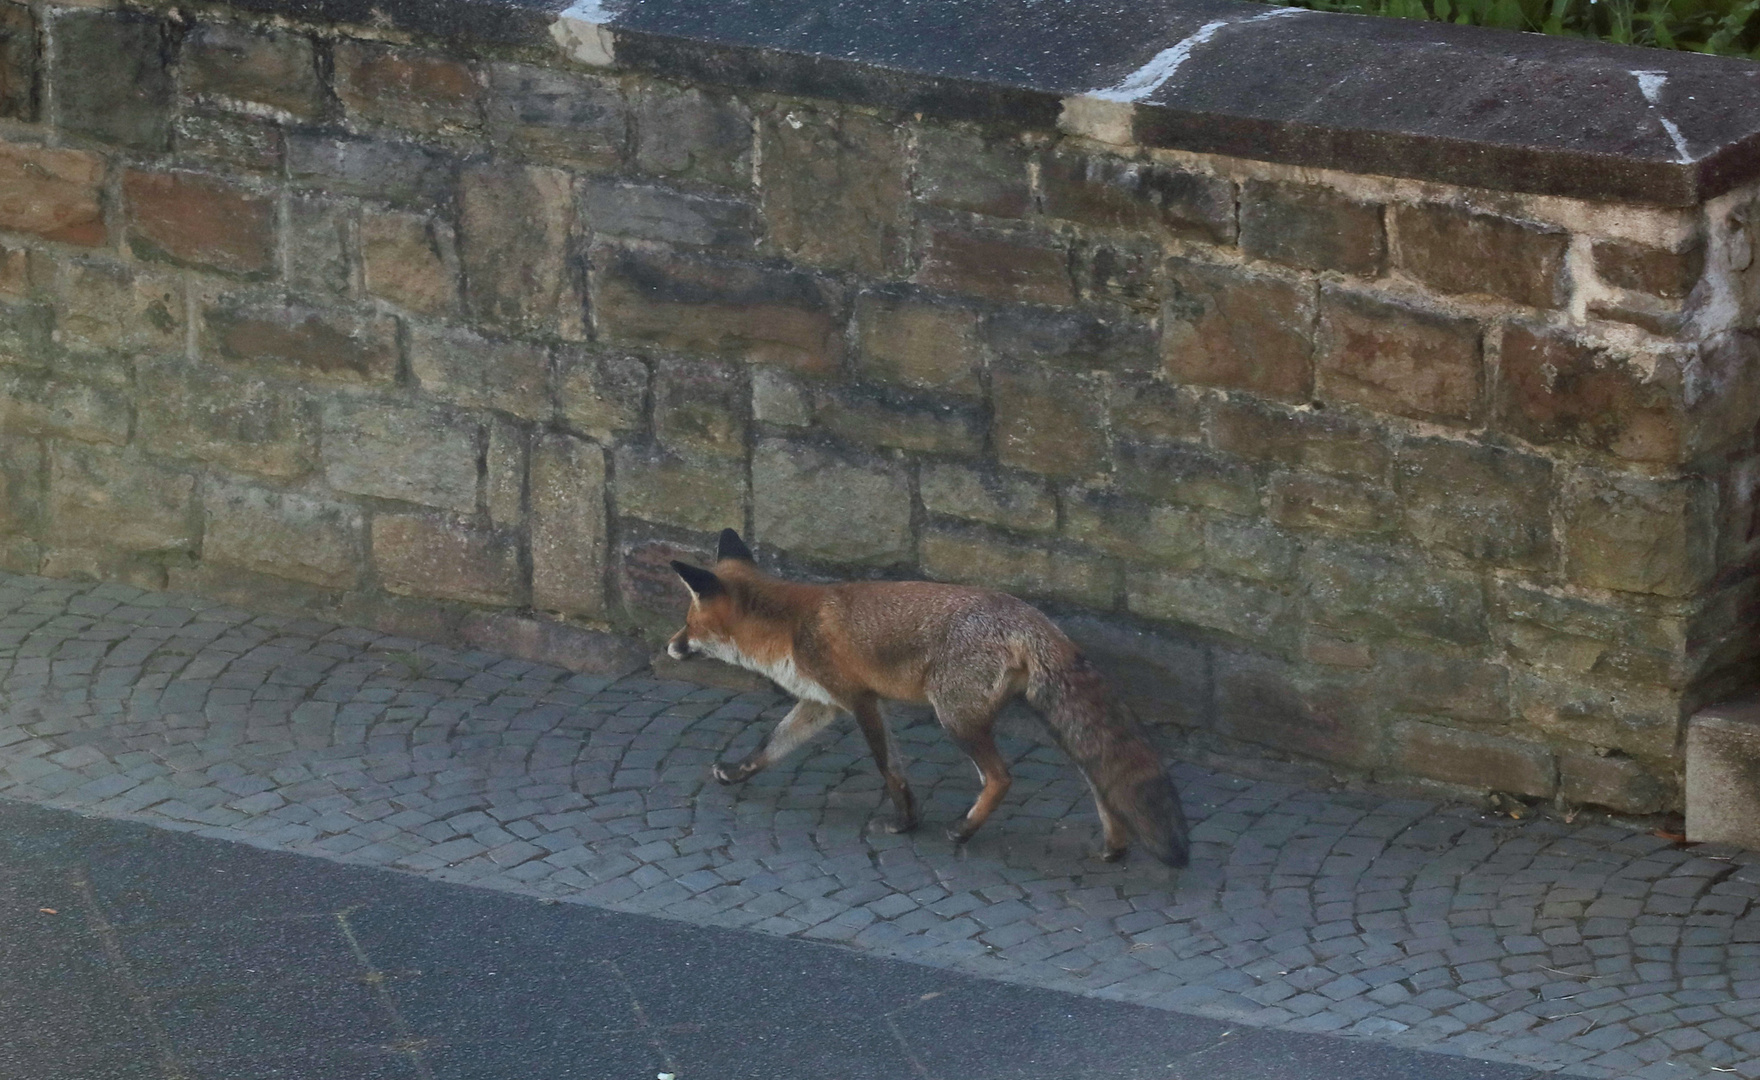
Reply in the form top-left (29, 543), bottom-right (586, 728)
top-left (666, 528), bottom-right (1190, 867)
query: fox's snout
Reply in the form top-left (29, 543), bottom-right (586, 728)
top-left (667, 630), bottom-right (696, 661)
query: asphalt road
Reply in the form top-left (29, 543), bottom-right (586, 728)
top-left (0, 799), bottom-right (1545, 1080)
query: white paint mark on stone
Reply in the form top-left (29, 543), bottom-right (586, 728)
top-left (1632, 70), bottom-right (1694, 164)
top-left (551, 0), bottom-right (623, 67)
top-left (1090, 7), bottom-right (1305, 104)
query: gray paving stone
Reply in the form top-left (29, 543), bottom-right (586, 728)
top-left (2, 569), bottom-right (1758, 1074)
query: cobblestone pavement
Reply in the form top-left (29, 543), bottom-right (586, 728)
top-left (3, 570), bottom-right (1758, 1080)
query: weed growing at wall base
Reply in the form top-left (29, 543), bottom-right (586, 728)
top-left (1267, 0), bottom-right (1760, 57)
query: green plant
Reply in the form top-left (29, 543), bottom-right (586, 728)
top-left (1264, 0), bottom-right (1760, 57)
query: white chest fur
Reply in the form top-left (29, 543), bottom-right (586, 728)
top-left (700, 639), bottom-right (837, 706)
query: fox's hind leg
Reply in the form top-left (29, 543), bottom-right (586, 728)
top-left (713, 700), bottom-right (839, 784)
top-left (939, 720), bottom-right (1012, 846)
top-left (1088, 784), bottom-right (1131, 862)
top-left (852, 695), bottom-right (917, 833)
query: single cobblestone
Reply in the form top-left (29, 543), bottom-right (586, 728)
top-left (0, 570), bottom-right (1755, 1078)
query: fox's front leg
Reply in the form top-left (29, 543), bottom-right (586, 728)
top-left (713, 700), bottom-right (840, 784)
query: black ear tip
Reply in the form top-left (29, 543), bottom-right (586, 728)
top-left (717, 528), bottom-right (754, 562)
top-left (669, 560), bottom-right (691, 574)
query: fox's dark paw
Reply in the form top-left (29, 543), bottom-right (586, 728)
top-left (1099, 846), bottom-right (1127, 863)
top-left (712, 762), bottom-right (753, 785)
top-left (945, 824), bottom-right (975, 845)
top-left (885, 813), bottom-right (919, 835)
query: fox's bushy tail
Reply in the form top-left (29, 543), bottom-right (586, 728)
top-left (1025, 652), bottom-right (1190, 868)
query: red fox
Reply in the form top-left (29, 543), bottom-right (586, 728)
top-left (667, 528), bottom-right (1190, 867)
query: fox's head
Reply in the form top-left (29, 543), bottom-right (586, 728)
top-left (667, 528), bottom-right (755, 661)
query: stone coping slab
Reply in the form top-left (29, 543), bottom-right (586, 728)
top-left (205, 0), bottom-right (1760, 205)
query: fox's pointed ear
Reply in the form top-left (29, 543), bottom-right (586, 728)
top-left (671, 561), bottom-right (724, 601)
top-left (717, 528), bottom-right (754, 563)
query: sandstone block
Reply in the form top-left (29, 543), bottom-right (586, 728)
top-left (921, 527), bottom-right (1114, 608)
top-left (1064, 489), bottom-right (1203, 569)
top-left (920, 463), bottom-right (1055, 534)
top-left (1301, 538), bottom-right (1486, 647)
top-left (557, 348), bottom-right (647, 442)
top-left (613, 445), bottom-right (744, 533)
top-left (1390, 720), bottom-right (1555, 797)
top-left (1039, 151), bottom-right (1234, 243)
top-left (174, 112), bottom-right (285, 175)
top-left (1241, 180), bottom-right (1384, 277)
top-left (1163, 259), bottom-right (1315, 401)
top-left (0, 433), bottom-right (41, 536)
top-left (486, 418), bottom-right (524, 528)
top-left (1562, 468), bottom-right (1714, 597)
top-left (752, 368), bottom-right (812, 427)
top-left (373, 513), bottom-right (520, 607)
top-left (855, 292), bottom-right (983, 394)
top-left (632, 83), bottom-right (753, 190)
top-left (0, 142), bottom-right (104, 246)
top-left (1114, 439), bottom-right (1257, 516)
top-left (1079, 237), bottom-right (1162, 311)
top-left (286, 135), bottom-right (451, 207)
top-left (762, 107), bottom-right (907, 276)
top-left (1207, 394), bottom-right (1388, 479)
top-left (916, 224), bottom-right (1074, 307)
top-left (582, 179), bottom-right (759, 251)
top-left (653, 355), bottom-right (746, 458)
top-left (53, 257), bottom-right (183, 355)
top-left (203, 302), bottom-right (398, 385)
top-left (1687, 698), bottom-right (1760, 845)
top-left (1394, 203), bottom-right (1567, 309)
top-left (1057, 613), bottom-right (1212, 730)
top-left (0, 5), bottom-right (33, 121)
top-left (593, 248), bottom-right (842, 375)
top-left (408, 324), bottom-right (550, 421)
top-left (136, 356), bottom-right (316, 479)
top-left (333, 41), bottom-right (481, 137)
top-left (1127, 569), bottom-right (1292, 647)
top-left (0, 296), bottom-right (50, 361)
top-left (124, 170), bottom-right (275, 277)
top-left (459, 162), bottom-right (580, 338)
top-left (321, 399), bottom-right (479, 513)
top-left (985, 305), bottom-right (1156, 375)
top-left (1204, 518), bottom-right (1297, 583)
top-left (48, 445), bottom-right (194, 553)
top-left (1317, 287), bottom-right (1482, 424)
top-left (288, 194), bottom-right (357, 300)
top-left (361, 210), bottom-right (458, 317)
top-left (53, 10), bottom-right (171, 151)
top-left (1382, 649), bottom-right (1508, 722)
top-left (0, 364), bottom-right (129, 445)
top-left (282, 193), bottom-right (350, 299)
top-left (753, 439), bottom-right (911, 564)
top-left (1108, 376), bottom-right (1203, 444)
top-left (459, 612), bottom-right (647, 677)
top-left (617, 533), bottom-right (714, 634)
top-left (815, 386), bottom-right (984, 456)
top-left (182, 23), bottom-right (323, 120)
top-left (1560, 749), bottom-right (1669, 814)
top-left (486, 63), bottom-right (625, 170)
top-left (914, 126), bottom-right (1031, 218)
top-left (531, 431), bottom-right (607, 617)
top-left (1396, 437), bottom-right (1553, 569)
top-left (1214, 650), bottom-right (1382, 768)
top-left (1492, 578), bottom-right (1685, 687)
top-left (1512, 670), bottom-right (1679, 765)
top-left (205, 482), bottom-right (362, 588)
top-left (1496, 324), bottom-right (1680, 464)
top-left (1593, 237), bottom-right (1703, 300)
top-left (992, 365), bottom-right (1107, 480)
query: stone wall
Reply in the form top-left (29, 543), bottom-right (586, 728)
top-left (0, 0), bottom-right (1756, 813)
